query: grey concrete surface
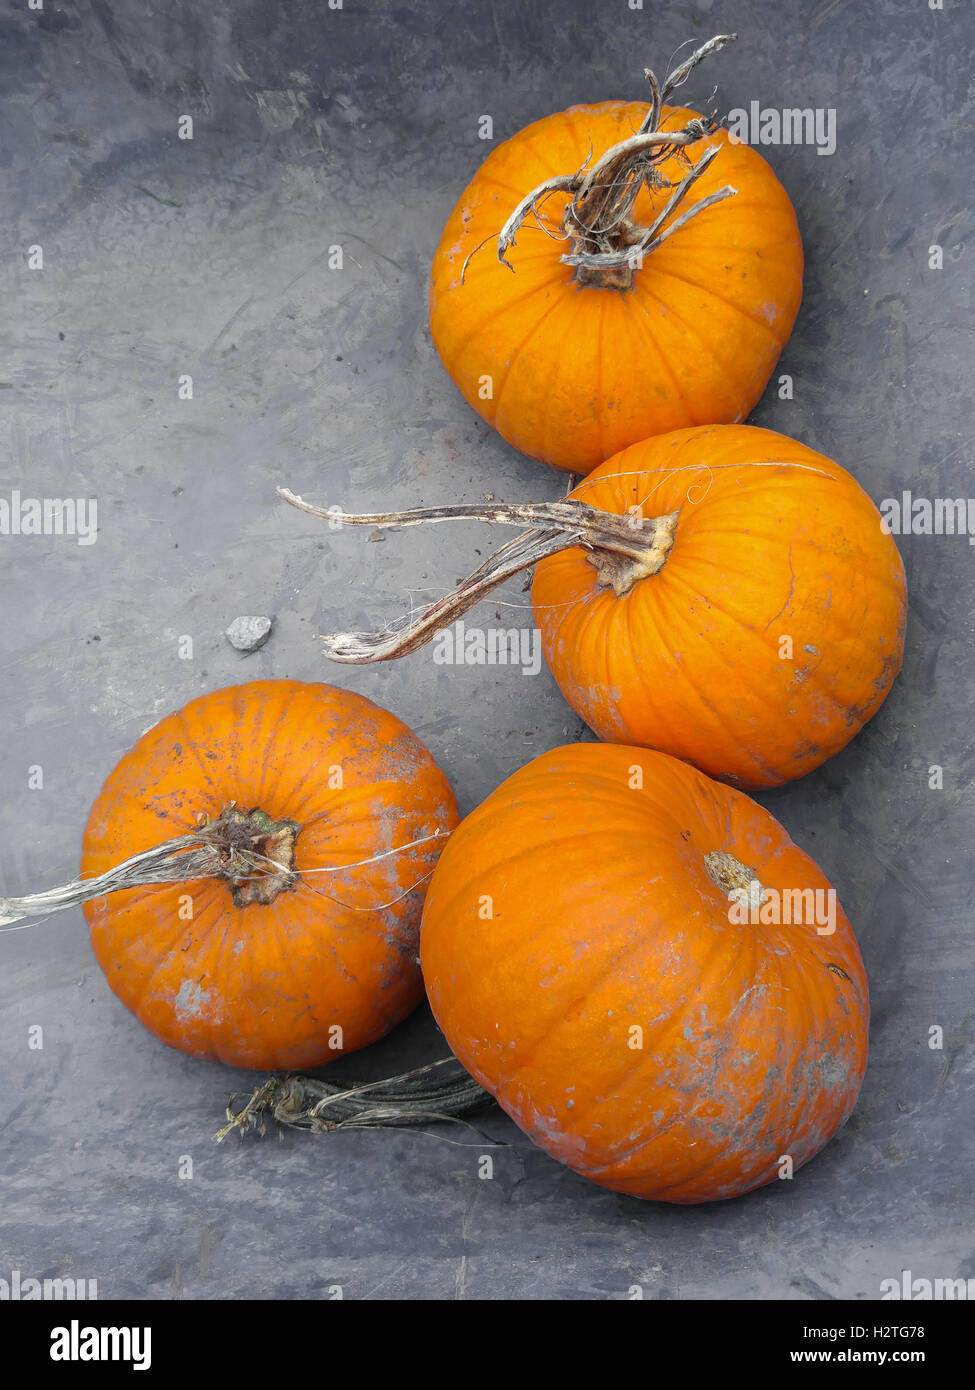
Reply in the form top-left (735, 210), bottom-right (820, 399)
top-left (1, 0), bottom-right (972, 1300)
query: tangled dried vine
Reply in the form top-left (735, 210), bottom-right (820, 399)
top-left (215, 1058), bottom-right (492, 1142)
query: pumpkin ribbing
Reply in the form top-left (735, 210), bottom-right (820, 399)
top-left (289, 423), bottom-right (907, 790)
top-left (0, 681), bottom-right (460, 1070)
top-left (419, 743), bottom-right (869, 1203)
top-left (430, 37), bottom-right (803, 473)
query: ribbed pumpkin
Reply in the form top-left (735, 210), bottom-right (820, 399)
top-left (531, 424), bottom-right (907, 788)
top-left (420, 743), bottom-right (869, 1204)
top-left (81, 680), bottom-right (458, 1070)
top-left (312, 424), bottom-right (906, 791)
top-left (430, 100), bottom-right (802, 474)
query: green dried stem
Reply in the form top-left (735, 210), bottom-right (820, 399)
top-left (215, 1057), bottom-right (492, 1142)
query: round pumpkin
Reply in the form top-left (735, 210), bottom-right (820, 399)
top-left (81, 680), bottom-right (458, 1070)
top-left (430, 101), bottom-right (802, 474)
top-left (531, 424), bottom-right (907, 788)
top-left (420, 743), bottom-right (869, 1204)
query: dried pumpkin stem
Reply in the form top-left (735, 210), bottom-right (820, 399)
top-left (279, 489), bottom-right (657, 555)
top-left (278, 488), bottom-right (678, 663)
top-left (564, 146), bottom-right (728, 273)
top-left (0, 805), bottom-right (448, 927)
top-left (495, 33), bottom-right (738, 290)
top-left (0, 833), bottom-right (227, 927)
top-left (215, 1057), bottom-right (491, 1142)
top-left (647, 31), bottom-right (740, 122)
top-left (0, 808), bottom-right (300, 926)
top-left (704, 850), bottom-right (765, 903)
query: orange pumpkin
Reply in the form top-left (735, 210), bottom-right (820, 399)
top-left (312, 424), bottom-right (906, 790)
top-left (420, 743), bottom-right (869, 1204)
top-left (81, 680), bottom-right (458, 1070)
top-left (531, 425), bottom-right (907, 787)
top-left (430, 98), bottom-right (802, 474)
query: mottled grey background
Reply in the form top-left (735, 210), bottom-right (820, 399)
top-left (1, 0), bottom-right (972, 1301)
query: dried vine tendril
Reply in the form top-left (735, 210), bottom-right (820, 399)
top-left (215, 1058), bottom-right (493, 1143)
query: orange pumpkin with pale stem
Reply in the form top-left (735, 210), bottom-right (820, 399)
top-left (314, 424), bottom-right (906, 790)
top-left (420, 743), bottom-right (869, 1204)
top-left (532, 424), bottom-right (907, 788)
top-left (81, 680), bottom-right (458, 1070)
top-left (430, 100), bottom-right (802, 474)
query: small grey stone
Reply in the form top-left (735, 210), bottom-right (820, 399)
top-left (226, 616), bottom-right (273, 652)
top-left (366, 529), bottom-right (386, 542)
